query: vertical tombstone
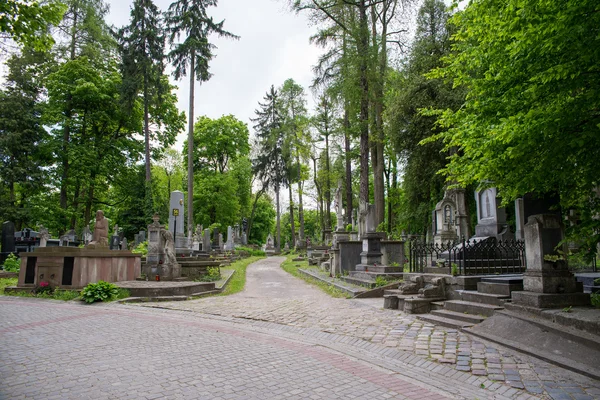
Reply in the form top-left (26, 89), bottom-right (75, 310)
top-left (110, 225), bottom-right (120, 250)
top-left (203, 228), bottom-right (211, 253)
top-left (39, 227), bottom-right (50, 248)
top-left (120, 237), bottom-right (128, 250)
top-left (225, 226), bottom-right (233, 250)
top-left (147, 214), bottom-right (162, 264)
top-left (511, 214), bottom-right (590, 308)
top-left (212, 227), bottom-right (220, 250)
top-left (218, 233), bottom-right (224, 251)
top-left (82, 226), bottom-right (93, 246)
top-left (474, 187), bottom-right (511, 239)
top-left (138, 230), bottom-right (146, 243)
top-left (168, 191), bottom-right (185, 247)
top-left (1, 221), bottom-right (16, 264)
top-left (515, 198), bottom-right (525, 240)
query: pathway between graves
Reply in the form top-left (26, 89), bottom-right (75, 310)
top-left (0, 257), bottom-right (598, 400)
top-left (137, 256), bottom-right (600, 400)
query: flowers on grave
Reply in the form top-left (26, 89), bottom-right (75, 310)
top-left (34, 281), bottom-right (53, 295)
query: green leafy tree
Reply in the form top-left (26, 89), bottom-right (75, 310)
top-left (165, 0), bottom-right (238, 234)
top-left (387, 0), bottom-right (463, 235)
top-left (0, 0), bottom-right (66, 52)
top-left (0, 49), bottom-right (52, 229)
top-left (251, 85), bottom-right (286, 250)
top-left (189, 115), bottom-right (250, 173)
top-left (429, 0), bottom-right (600, 248)
top-left (248, 194), bottom-right (276, 245)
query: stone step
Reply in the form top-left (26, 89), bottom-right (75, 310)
top-left (459, 290), bottom-right (509, 306)
top-left (430, 301), bottom-right (445, 311)
top-left (477, 281), bottom-right (523, 296)
top-left (431, 309), bottom-right (486, 324)
top-left (339, 275), bottom-right (376, 288)
top-left (417, 314), bottom-right (475, 329)
top-left (444, 300), bottom-right (503, 317)
top-left (355, 264), bottom-right (403, 273)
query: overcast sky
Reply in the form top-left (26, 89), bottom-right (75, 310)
top-left (107, 0), bottom-right (322, 150)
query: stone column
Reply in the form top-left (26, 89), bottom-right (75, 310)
top-left (515, 198), bottom-right (525, 240)
top-left (511, 214), bottom-right (590, 308)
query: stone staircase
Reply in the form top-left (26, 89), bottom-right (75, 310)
top-left (417, 275), bottom-right (523, 329)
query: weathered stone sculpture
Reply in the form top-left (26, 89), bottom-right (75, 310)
top-left (88, 210), bottom-right (109, 247)
top-left (418, 277), bottom-right (446, 298)
top-left (399, 276), bottom-right (424, 294)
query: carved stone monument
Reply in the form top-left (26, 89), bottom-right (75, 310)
top-left (474, 187), bottom-right (512, 240)
top-left (88, 210), bottom-right (109, 248)
top-left (511, 214), bottom-right (590, 308)
top-left (168, 191), bottom-right (186, 248)
top-left (203, 228), bottom-right (211, 253)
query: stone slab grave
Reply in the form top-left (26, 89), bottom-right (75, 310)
top-left (10, 211), bottom-right (141, 291)
top-left (510, 214), bottom-right (590, 309)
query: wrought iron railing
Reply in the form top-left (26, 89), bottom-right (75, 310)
top-left (408, 237), bottom-right (526, 275)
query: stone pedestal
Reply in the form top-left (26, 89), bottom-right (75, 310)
top-left (355, 232), bottom-right (385, 271)
top-left (512, 214), bottom-right (590, 308)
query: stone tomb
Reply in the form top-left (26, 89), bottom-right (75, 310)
top-left (432, 188), bottom-right (469, 245)
top-left (474, 187), bottom-right (512, 240)
top-left (143, 214), bottom-right (181, 281)
top-left (16, 246), bottom-right (140, 290)
top-left (511, 214), bottom-right (590, 308)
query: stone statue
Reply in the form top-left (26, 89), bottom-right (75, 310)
top-left (161, 229), bottom-right (177, 267)
top-left (90, 210), bottom-right (109, 247)
top-left (39, 226), bottom-right (50, 248)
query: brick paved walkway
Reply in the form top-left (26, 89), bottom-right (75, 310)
top-left (0, 256), bottom-right (598, 400)
top-left (136, 256), bottom-right (600, 400)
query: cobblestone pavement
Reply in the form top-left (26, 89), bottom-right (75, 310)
top-left (0, 257), bottom-right (598, 400)
top-left (134, 256), bottom-right (600, 400)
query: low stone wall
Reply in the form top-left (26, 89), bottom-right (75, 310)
top-left (17, 247), bottom-right (140, 289)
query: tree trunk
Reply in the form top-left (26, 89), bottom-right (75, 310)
top-left (288, 181), bottom-right (296, 247)
top-left (296, 153), bottom-right (305, 243)
top-left (144, 72), bottom-right (151, 182)
top-left (247, 186), bottom-right (266, 242)
top-left (325, 133), bottom-right (331, 230)
top-left (276, 183), bottom-right (281, 251)
top-left (187, 51), bottom-right (195, 237)
top-left (358, 0), bottom-right (370, 208)
top-left (312, 157), bottom-right (324, 238)
top-left (70, 181), bottom-right (80, 229)
top-left (344, 107), bottom-right (353, 225)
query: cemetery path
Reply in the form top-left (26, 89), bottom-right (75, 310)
top-left (1, 257), bottom-right (598, 400)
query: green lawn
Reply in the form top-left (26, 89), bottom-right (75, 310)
top-left (280, 254), bottom-right (351, 298)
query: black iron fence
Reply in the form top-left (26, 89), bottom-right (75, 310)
top-left (408, 238), bottom-right (526, 275)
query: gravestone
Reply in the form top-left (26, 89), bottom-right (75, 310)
top-left (168, 191), bottom-right (187, 248)
top-left (433, 189), bottom-right (465, 245)
top-left (81, 226), bottom-right (93, 245)
top-left (133, 234), bottom-right (139, 246)
top-left (515, 198), bottom-right (525, 240)
top-left (147, 214), bottom-right (162, 264)
top-left (203, 229), bottom-right (211, 252)
top-left (355, 202), bottom-right (385, 271)
top-left (241, 232), bottom-right (247, 245)
top-left (511, 214), bottom-right (590, 308)
top-left (1, 221), bottom-right (16, 264)
top-left (65, 229), bottom-right (77, 242)
top-left (59, 235), bottom-right (69, 247)
top-left (120, 237), bottom-right (128, 250)
top-left (218, 233), bottom-right (224, 251)
top-left (234, 224), bottom-right (241, 244)
top-left (212, 227), bottom-right (220, 250)
top-left (109, 235), bottom-right (120, 250)
top-left (138, 230), bottom-right (146, 243)
top-left (473, 187), bottom-right (512, 240)
top-left (39, 227), bottom-right (50, 248)
top-left (225, 226), bottom-right (234, 251)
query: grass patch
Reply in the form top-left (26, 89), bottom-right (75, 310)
top-left (1, 277), bottom-right (127, 302)
top-left (0, 277), bottom-right (18, 293)
top-left (218, 256), bottom-right (265, 296)
top-left (280, 255), bottom-right (351, 298)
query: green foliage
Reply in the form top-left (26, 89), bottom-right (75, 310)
top-left (374, 276), bottom-right (388, 287)
top-left (248, 194), bottom-right (276, 244)
top-left (188, 115), bottom-right (249, 173)
top-left (451, 263), bottom-right (459, 277)
top-left (0, 0), bottom-right (66, 51)
top-left (132, 241), bottom-right (148, 256)
top-left (235, 246), bottom-right (266, 257)
top-left (346, 224), bottom-right (353, 232)
top-left (429, 0), bottom-right (600, 247)
top-left (2, 254), bottom-right (20, 273)
top-left (80, 281), bottom-right (120, 303)
top-left (280, 255), bottom-right (350, 299)
top-left (0, 277), bottom-right (18, 293)
top-left (591, 293), bottom-right (600, 308)
top-left (195, 266), bottom-right (220, 282)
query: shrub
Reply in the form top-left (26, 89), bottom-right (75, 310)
top-left (2, 253), bottom-right (20, 272)
top-left (34, 281), bottom-right (53, 295)
top-left (235, 246), bottom-right (265, 257)
top-left (196, 267), bottom-right (221, 282)
top-left (81, 281), bottom-right (120, 303)
top-left (132, 241), bottom-right (148, 256)
top-left (374, 276), bottom-right (389, 287)
top-left (591, 293), bottom-right (600, 308)
top-left (346, 224), bottom-right (353, 232)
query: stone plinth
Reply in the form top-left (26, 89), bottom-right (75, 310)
top-left (381, 241), bottom-right (405, 266)
top-left (16, 247), bottom-right (141, 289)
top-left (512, 214), bottom-right (590, 309)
